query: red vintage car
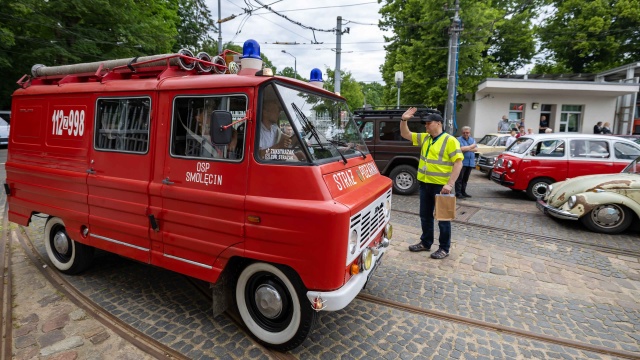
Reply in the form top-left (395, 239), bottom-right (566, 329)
top-left (491, 133), bottom-right (640, 200)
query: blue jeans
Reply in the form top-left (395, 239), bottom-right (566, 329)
top-left (419, 182), bottom-right (451, 253)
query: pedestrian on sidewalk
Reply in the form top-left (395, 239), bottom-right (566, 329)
top-left (456, 126), bottom-right (476, 199)
top-left (400, 108), bottom-right (463, 259)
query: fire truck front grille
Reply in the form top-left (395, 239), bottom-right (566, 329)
top-left (349, 188), bottom-right (392, 248)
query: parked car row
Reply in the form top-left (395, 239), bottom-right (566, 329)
top-left (491, 133), bottom-right (640, 200)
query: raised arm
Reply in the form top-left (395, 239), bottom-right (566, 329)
top-left (400, 107), bottom-right (417, 141)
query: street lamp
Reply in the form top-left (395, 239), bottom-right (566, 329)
top-left (395, 71), bottom-right (403, 109)
top-left (281, 50), bottom-right (297, 79)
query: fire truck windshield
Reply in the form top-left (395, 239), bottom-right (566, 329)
top-left (261, 83), bottom-right (369, 164)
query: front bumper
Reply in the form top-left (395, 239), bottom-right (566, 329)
top-left (306, 234), bottom-right (389, 311)
top-left (491, 170), bottom-right (514, 186)
top-left (477, 163), bottom-right (493, 173)
top-left (536, 200), bottom-right (579, 220)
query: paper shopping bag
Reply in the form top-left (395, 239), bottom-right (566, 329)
top-left (434, 194), bottom-right (456, 221)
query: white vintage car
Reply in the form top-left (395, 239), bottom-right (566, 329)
top-left (537, 155), bottom-right (640, 234)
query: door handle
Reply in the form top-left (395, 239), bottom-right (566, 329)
top-left (86, 169), bottom-right (96, 174)
top-left (523, 160), bottom-right (530, 163)
top-left (162, 177), bottom-right (174, 185)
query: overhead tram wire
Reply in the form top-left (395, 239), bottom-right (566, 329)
top-left (250, 1), bottom-right (378, 14)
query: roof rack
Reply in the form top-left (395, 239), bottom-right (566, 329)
top-left (353, 107), bottom-right (440, 119)
top-left (17, 48), bottom-right (241, 88)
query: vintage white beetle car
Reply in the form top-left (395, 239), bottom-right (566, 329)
top-left (537, 155), bottom-right (640, 234)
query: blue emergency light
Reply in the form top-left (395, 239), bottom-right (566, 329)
top-left (242, 39), bottom-right (262, 60)
top-left (310, 68), bottom-right (323, 82)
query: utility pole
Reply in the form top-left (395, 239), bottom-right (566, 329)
top-left (217, 0), bottom-right (223, 53)
top-left (334, 16), bottom-right (342, 95)
top-left (444, 0), bottom-right (463, 134)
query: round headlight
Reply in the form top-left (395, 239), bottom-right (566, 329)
top-left (361, 248), bottom-right (373, 270)
top-left (385, 223), bottom-right (393, 240)
top-left (349, 230), bottom-right (358, 254)
top-left (567, 195), bottom-right (577, 209)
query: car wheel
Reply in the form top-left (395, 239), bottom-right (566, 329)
top-left (235, 262), bottom-right (317, 351)
top-left (389, 165), bottom-right (418, 195)
top-left (526, 178), bottom-right (552, 200)
top-left (44, 217), bottom-right (94, 274)
top-left (580, 204), bottom-right (633, 234)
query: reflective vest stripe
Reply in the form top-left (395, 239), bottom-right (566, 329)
top-left (417, 169), bottom-right (452, 177)
top-left (448, 149), bottom-right (462, 158)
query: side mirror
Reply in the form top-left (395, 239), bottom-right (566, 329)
top-left (210, 111), bottom-right (233, 144)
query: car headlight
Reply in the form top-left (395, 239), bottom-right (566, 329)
top-left (385, 223), bottom-right (393, 239)
top-left (361, 248), bottom-right (373, 270)
top-left (349, 230), bottom-right (358, 254)
top-left (507, 160), bottom-right (513, 168)
top-left (567, 195), bottom-right (576, 209)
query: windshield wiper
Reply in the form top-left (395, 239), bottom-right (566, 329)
top-left (329, 139), bottom-right (366, 159)
top-left (291, 103), bottom-right (347, 165)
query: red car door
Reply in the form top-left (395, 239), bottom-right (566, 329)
top-left (87, 95), bottom-right (154, 263)
top-left (567, 139), bottom-right (613, 177)
top-left (157, 92), bottom-right (249, 282)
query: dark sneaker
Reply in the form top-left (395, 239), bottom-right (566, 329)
top-left (462, 193), bottom-right (472, 198)
top-left (431, 249), bottom-right (449, 259)
top-left (409, 243), bottom-right (430, 252)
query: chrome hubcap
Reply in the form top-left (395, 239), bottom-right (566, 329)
top-left (532, 183), bottom-right (548, 198)
top-left (254, 284), bottom-right (283, 319)
top-left (396, 172), bottom-right (414, 190)
top-left (592, 205), bottom-right (623, 228)
top-left (53, 232), bottom-right (69, 254)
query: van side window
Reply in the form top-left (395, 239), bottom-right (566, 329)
top-left (614, 142), bottom-right (640, 160)
top-left (95, 98), bottom-right (150, 153)
top-left (379, 121), bottom-right (403, 141)
top-left (534, 140), bottom-right (565, 157)
top-left (570, 140), bottom-right (609, 158)
top-left (171, 95), bottom-right (247, 160)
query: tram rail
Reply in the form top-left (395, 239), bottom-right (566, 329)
top-left (0, 198), bottom-right (13, 360)
top-left (15, 226), bottom-right (189, 360)
top-left (393, 208), bottom-right (640, 258)
top-left (356, 293), bottom-right (640, 360)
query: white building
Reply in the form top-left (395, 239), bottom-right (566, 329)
top-left (457, 63), bottom-right (640, 137)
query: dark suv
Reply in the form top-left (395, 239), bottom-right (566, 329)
top-left (354, 108), bottom-right (439, 195)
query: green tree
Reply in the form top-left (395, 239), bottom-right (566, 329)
top-left (536, 0), bottom-right (640, 73)
top-left (360, 82), bottom-right (384, 109)
top-left (324, 68), bottom-right (365, 111)
top-left (0, 0), bottom-right (180, 109)
top-left (174, 0), bottom-right (218, 53)
top-left (379, 0), bottom-right (538, 109)
top-left (278, 67), bottom-right (306, 81)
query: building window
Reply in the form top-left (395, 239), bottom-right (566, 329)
top-left (509, 103), bottom-right (525, 121)
top-left (95, 97), bottom-right (150, 153)
top-left (559, 105), bottom-right (582, 133)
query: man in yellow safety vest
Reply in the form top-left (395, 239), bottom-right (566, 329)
top-left (400, 108), bottom-right (463, 259)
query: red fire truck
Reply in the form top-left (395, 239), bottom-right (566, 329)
top-left (5, 40), bottom-right (392, 350)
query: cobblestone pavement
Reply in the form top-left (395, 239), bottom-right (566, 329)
top-left (7, 169), bottom-right (640, 359)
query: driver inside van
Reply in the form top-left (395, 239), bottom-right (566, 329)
top-left (259, 101), bottom-right (299, 160)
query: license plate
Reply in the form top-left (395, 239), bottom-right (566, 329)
top-left (476, 165), bottom-right (480, 170)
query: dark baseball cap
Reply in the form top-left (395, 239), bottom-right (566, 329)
top-left (421, 113), bottom-right (443, 124)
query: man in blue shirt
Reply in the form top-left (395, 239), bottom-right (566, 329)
top-left (456, 126), bottom-right (477, 198)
